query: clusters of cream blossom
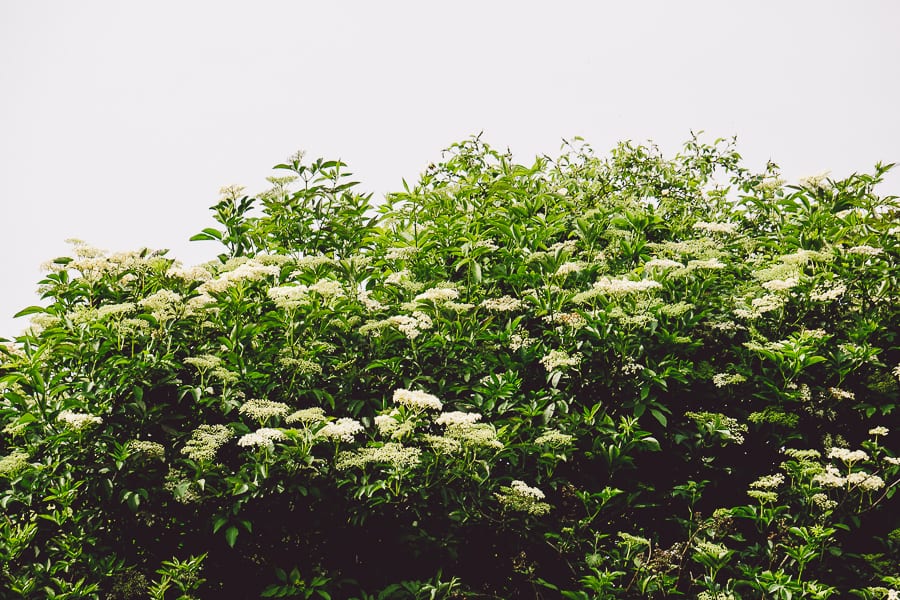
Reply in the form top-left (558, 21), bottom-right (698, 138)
top-left (414, 287), bottom-right (459, 305)
top-left (643, 257), bottom-right (685, 271)
top-left (846, 245), bottom-right (883, 257)
top-left (237, 427), bottom-right (285, 449)
top-left (285, 407), bottom-right (326, 425)
top-left (335, 442), bottom-right (422, 471)
top-left (540, 350), bottom-right (582, 372)
top-left (393, 389), bottom-right (443, 411)
top-left (712, 372), bottom-right (747, 387)
top-left (317, 418), bottom-right (364, 443)
top-left (0, 450), bottom-right (30, 477)
top-left (239, 398), bottom-right (291, 423)
top-left (827, 447), bottom-right (869, 464)
top-left (181, 424), bottom-right (233, 462)
top-left (127, 440), bottom-right (166, 460)
top-left (693, 221), bottom-right (738, 235)
top-left (496, 480), bottom-right (551, 515)
top-left (386, 312), bottom-right (433, 340)
top-left (535, 429), bottom-right (574, 447)
top-left (435, 411), bottom-right (481, 426)
top-left (268, 285), bottom-right (310, 309)
top-left (308, 279), bottom-right (344, 298)
top-left (554, 262), bottom-right (584, 277)
top-left (57, 410), bottom-right (103, 431)
top-left (198, 259), bottom-right (281, 294)
top-left (480, 295), bottom-right (525, 312)
top-left (574, 277), bottom-right (661, 303)
top-left (139, 289), bottom-right (183, 322)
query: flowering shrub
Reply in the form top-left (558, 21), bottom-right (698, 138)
top-left (1, 136), bottom-right (898, 598)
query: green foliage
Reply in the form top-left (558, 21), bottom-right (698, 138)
top-left (1, 135), bottom-right (898, 598)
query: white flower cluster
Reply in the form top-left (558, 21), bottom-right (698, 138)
top-left (285, 407), bottom-right (326, 425)
top-left (846, 245), bottom-right (883, 256)
top-left (535, 429), bottom-right (574, 447)
top-left (184, 354), bottom-right (223, 371)
top-left (386, 312), bottom-right (433, 339)
top-left (540, 350), bottom-right (582, 372)
top-left (335, 442), bottom-right (422, 471)
top-left (687, 258), bottom-right (727, 270)
top-left (554, 262), bottom-right (584, 277)
top-left (496, 480), bottom-right (551, 516)
top-left (869, 426), bottom-right (889, 437)
top-left (317, 418), bottom-right (364, 443)
top-left (268, 285), bottom-right (310, 309)
top-left (593, 277), bottom-right (662, 296)
top-left (480, 295), bottom-right (525, 312)
top-left (436, 411), bottom-right (482, 426)
top-left (181, 424), bottom-right (233, 462)
top-left (139, 289), bottom-right (183, 322)
top-left (414, 287), bottom-right (459, 304)
top-left (308, 279), bottom-right (344, 298)
top-left (809, 282), bottom-right (846, 302)
top-left (357, 289), bottom-right (385, 312)
top-left (762, 277), bottom-right (799, 292)
top-left (749, 473), bottom-right (784, 489)
top-left (827, 447), bottom-right (869, 464)
top-left (166, 264), bottom-right (212, 282)
top-left (393, 388), bottom-right (443, 411)
top-left (385, 247), bottom-right (417, 260)
top-left (57, 410), bottom-right (103, 431)
top-left (127, 440), bottom-right (166, 460)
top-left (239, 398), bottom-right (291, 422)
top-left (693, 221), bottom-right (738, 235)
top-left (199, 260), bottom-right (280, 294)
top-left (0, 450), bottom-right (30, 477)
top-left (237, 427), bottom-right (285, 449)
top-left (644, 258), bottom-right (685, 271)
top-left (712, 372), bottom-right (747, 387)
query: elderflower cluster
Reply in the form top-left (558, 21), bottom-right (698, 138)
top-left (317, 418), bottom-right (364, 443)
top-left (239, 399), bottom-right (291, 423)
top-left (712, 372), bottom-right (747, 387)
top-left (181, 424), bottom-right (233, 462)
top-left (846, 245), bottom-right (883, 256)
top-left (540, 350), bottom-right (582, 372)
top-left (554, 262), bottom-right (584, 277)
top-left (693, 221), bottom-right (738, 235)
top-left (827, 447), bottom-right (869, 464)
top-left (414, 287), bottom-right (459, 304)
top-left (138, 290), bottom-right (183, 322)
top-left (335, 442), bottom-right (422, 471)
top-left (308, 279), bottom-right (344, 298)
top-left (127, 440), bottom-right (166, 460)
top-left (496, 480), bottom-right (551, 516)
top-left (644, 257), bottom-right (685, 271)
top-left (393, 388), bottom-right (443, 411)
top-left (582, 277), bottom-right (662, 300)
top-left (535, 429), bottom-right (574, 447)
top-left (0, 450), bottom-right (29, 477)
top-left (480, 296), bottom-right (525, 312)
top-left (268, 285), bottom-right (310, 309)
top-left (285, 407), bottom-right (326, 425)
top-left (750, 473), bottom-right (784, 489)
top-left (57, 410), bottom-right (103, 431)
top-left (237, 427), bottom-right (285, 449)
top-left (386, 313), bottom-right (433, 340)
top-left (199, 260), bottom-right (281, 294)
top-left (436, 411), bottom-right (482, 426)
top-left (869, 426), bottom-right (889, 437)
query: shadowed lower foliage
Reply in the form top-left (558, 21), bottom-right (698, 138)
top-left (1, 135), bottom-right (898, 599)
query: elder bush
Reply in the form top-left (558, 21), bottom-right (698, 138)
top-left (1, 136), bottom-right (898, 599)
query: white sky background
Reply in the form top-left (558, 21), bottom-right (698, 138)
top-left (1, 1), bottom-right (899, 337)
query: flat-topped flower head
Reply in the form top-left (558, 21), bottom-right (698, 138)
top-left (317, 418), bottom-right (364, 443)
top-left (435, 411), bottom-right (482, 426)
top-left (181, 424), bottom-right (233, 462)
top-left (285, 407), bottom-right (326, 426)
top-left (238, 427), bottom-right (284, 449)
top-left (57, 410), bottom-right (103, 431)
top-left (393, 389), bottom-right (443, 411)
top-left (239, 398), bottom-right (291, 423)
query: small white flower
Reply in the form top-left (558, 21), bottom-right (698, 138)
top-left (57, 410), bottom-right (103, 431)
top-left (393, 389), bottom-right (443, 411)
top-left (238, 427), bottom-right (285, 448)
top-left (317, 418), bottom-right (364, 443)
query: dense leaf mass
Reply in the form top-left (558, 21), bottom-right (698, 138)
top-left (1, 136), bottom-right (898, 599)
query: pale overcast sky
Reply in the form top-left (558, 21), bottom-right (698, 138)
top-left (2, 1), bottom-right (898, 337)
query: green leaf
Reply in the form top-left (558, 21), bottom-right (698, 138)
top-left (13, 305), bottom-right (48, 318)
top-left (225, 525), bottom-right (239, 548)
